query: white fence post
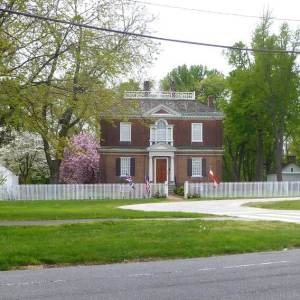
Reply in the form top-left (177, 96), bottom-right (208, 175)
top-left (164, 181), bottom-right (168, 198)
top-left (2, 181), bottom-right (300, 201)
top-left (184, 181), bottom-right (188, 199)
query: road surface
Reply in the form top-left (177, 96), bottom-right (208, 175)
top-left (1, 249), bottom-right (300, 299)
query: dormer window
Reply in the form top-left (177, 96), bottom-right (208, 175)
top-left (150, 119), bottom-right (173, 145)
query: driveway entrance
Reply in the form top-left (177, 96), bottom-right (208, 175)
top-left (121, 198), bottom-right (300, 224)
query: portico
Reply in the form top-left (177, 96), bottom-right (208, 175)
top-left (147, 143), bottom-right (176, 183)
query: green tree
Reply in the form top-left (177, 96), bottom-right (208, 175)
top-left (224, 14), bottom-right (300, 181)
top-left (2, 0), bottom-right (157, 183)
top-left (160, 64), bottom-right (227, 108)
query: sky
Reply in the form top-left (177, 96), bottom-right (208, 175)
top-left (140, 0), bottom-right (300, 83)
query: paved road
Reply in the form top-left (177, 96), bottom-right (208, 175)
top-left (121, 197), bottom-right (300, 224)
top-left (1, 249), bottom-right (300, 299)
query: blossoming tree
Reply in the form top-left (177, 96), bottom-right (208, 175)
top-left (59, 133), bottom-right (100, 184)
top-left (0, 131), bottom-right (49, 183)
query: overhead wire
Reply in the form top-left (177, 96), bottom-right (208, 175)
top-left (131, 0), bottom-right (300, 23)
top-left (0, 8), bottom-right (299, 55)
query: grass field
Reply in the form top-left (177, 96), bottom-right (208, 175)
top-left (246, 200), bottom-right (300, 210)
top-left (0, 199), bottom-right (207, 221)
top-left (1, 220), bottom-right (300, 270)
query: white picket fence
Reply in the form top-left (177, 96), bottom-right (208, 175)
top-left (185, 181), bottom-right (300, 199)
top-left (0, 183), bottom-right (166, 201)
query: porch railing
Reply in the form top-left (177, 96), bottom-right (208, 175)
top-left (124, 91), bottom-right (195, 100)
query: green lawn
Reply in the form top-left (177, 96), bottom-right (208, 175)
top-left (0, 199), bottom-right (206, 221)
top-left (246, 200), bottom-right (300, 210)
top-left (1, 220), bottom-right (300, 270)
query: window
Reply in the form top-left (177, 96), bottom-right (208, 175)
top-left (120, 157), bottom-right (131, 176)
top-left (120, 122), bottom-right (131, 142)
top-left (291, 168), bottom-right (294, 173)
top-left (191, 123), bottom-right (203, 142)
top-left (150, 119), bottom-right (173, 145)
top-left (192, 158), bottom-right (202, 177)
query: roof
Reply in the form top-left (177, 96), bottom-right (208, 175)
top-left (125, 99), bottom-right (223, 119)
top-left (101, 91), bottom-right (224, 119)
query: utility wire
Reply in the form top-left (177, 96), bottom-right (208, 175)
top-left (1, 8), bottom-right (300, 55)
top-left (132, 0), bottom-right (300, 23)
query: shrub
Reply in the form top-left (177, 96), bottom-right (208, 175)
top-left (173, 185), bottom-right (184, 196)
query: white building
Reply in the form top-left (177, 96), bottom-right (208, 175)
top-left (0, 165), bottom-right (18, 188)
top-left (267, 156), bottom-right (300, 181)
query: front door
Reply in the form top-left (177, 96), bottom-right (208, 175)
top-left (156, 159), bottom-right (167, 183)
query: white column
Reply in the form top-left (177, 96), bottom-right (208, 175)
top-left (170, 156), bottom-right (175, 182)
top-left (149, 155), bottom-right (153, 182)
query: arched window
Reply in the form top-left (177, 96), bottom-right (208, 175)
top-left (150, 119), bottom-right (173, 145)
top-left (156, 120), bottom-right (167, 142)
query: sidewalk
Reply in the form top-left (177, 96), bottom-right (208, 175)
top-left (0, 216), bottom-right (239, 226)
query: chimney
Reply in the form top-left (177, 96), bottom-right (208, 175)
top-left (207, 95), bottom-right (215, 108)
top-left (143, 81), bottom-right (151, 91)
top-left (170, 80), bottom-right (176, 92)
top-left (169, 80), bottom-right (176, 98)
top-left (287, 155), bottom-right (296, 164)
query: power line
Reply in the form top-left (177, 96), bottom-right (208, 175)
top-left (132, 0), bottom-right (300, 23)
top-left (1, 8), bottom-right (300, 55)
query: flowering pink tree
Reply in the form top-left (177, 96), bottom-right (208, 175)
top-left (59, 133), bottom-right (100, 184)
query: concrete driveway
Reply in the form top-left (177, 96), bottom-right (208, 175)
top-left (120, 197), bottom-right (300, 224)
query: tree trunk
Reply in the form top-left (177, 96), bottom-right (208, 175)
top-left (275, 128), bottom-right (283, 181)
top-left (49, 159), bottom-right (61, 184)
top-left (255, 129), bottom-right (264, 181)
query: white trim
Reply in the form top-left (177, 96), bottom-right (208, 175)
top-left (144, 115), bottom-right (223, 120)
top-left (99, 147), bottom-right (224, 154)
top-left (154, 157), bottom-right (168, 183)
top-left (191, 123), bottom-right (203, 142)
top-left (120, 122), bottom-right (131, 142)
top-left (145, 104), bottom-right (180, 117)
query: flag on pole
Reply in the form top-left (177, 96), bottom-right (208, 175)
top-left (125, 174), bottom-right (135, 189)
top-left (208, 169), bottom-right (220, 188)
top-left (145, 175), bottom-right (150, 194)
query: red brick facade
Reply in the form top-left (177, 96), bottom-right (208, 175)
top-left (99, 118), bottom-right (223, 185)
top-left (100, 119), bottom-right (222, 148)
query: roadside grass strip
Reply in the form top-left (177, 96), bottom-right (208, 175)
top-left (0, 199), bottom-right (207, 221)
top-left (1, 220), bottom-right (300, 270)
top-left (246, 200), bottom-right (300, 210)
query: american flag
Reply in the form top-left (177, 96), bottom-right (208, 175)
top-left (208, 169), bottom-right (220, 188)
top-left (145, 175), bottom-right (150, 194)
top-left (125, 174), bottom-right (135, 189)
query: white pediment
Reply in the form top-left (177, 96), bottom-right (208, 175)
top-left (147, 142), bottom-right (177, 152)
top-left (145, 104), bottom-right (180, 117)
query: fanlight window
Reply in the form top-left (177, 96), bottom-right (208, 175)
top-left (150, 119), bottom-right (173, 145)
top-left (157, 120), bottom-right (167, 141)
